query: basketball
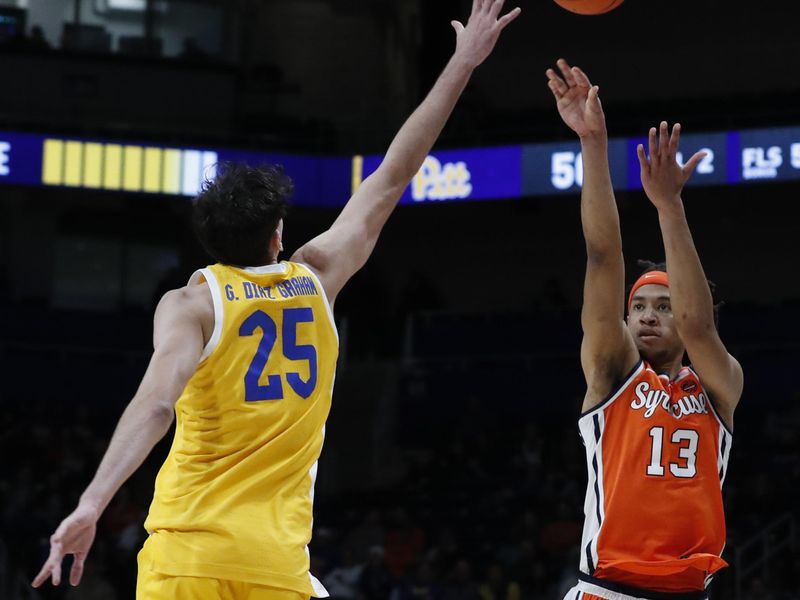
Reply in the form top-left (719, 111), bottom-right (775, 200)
top-left (553, 0), bottom-right (625, 15)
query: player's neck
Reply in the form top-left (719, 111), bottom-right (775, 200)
top-left (646, 355), bottom-right (683, 381)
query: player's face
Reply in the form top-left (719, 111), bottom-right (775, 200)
top-left (626, 284), bottom-right (684, 364)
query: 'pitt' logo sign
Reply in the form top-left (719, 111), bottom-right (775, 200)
top-left (411, 156), bottom-right (472, 202)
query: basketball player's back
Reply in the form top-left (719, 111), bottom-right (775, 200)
top-left (142, 261), bottom-right (337, 596)
top-left (33, 8), bottom-right (523, 597)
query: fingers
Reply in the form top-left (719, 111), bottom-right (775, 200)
top-left (32, 561), bottom-right (52, 588)
top-left (52, 557), bottom-right (62, 586)
top-left (471, 0), bottom-right (484, 17)
top-left (587, 85), bottom-right (602, 113)
top-left (451, 20), bottom-right (465, 34)
top-left (546, 68), bottom-right (568, 99)
top-left (556, 58), bottom-right (577, 88)
top-left (33, 537), bottom-right (65, 588)
top-left (489, 0), bottom-right (506, 19)
top-left (648, 127), bottom-right (658, 164)
top-left (669, 122), bottom-right (681, 156)
top-left (636, 143), bottom-right (650, 174)
top-left (572, 65), bottom-right (592, 88)
top-left (659, 121), bottom-right (669, 159)
top-left (497, 6), bottom-right (522, 28)
top-left (683, 150), bottom-right (707, 178)
top-left (70, 553), bottom-right (86, 587)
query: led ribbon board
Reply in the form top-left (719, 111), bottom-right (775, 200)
top-left (2, 126), bottom-right (800, 205)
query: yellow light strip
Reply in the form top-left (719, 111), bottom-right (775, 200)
top-left (42, 139), bottom-right (64, 185)
top-left (123, 146), bottom-right (143, 191)
top-left (84, 143), bottom-right (103, 188)
top-left (143, 147), bottom-right (163, 193)
top-left (351, 154), bottom-right (363, 193)
top-left (40, 138), bottom-right (218, 197)
top-left (63, 141), bottom-right (83, 187)
top-left (104, 144), bottom-right (122, 190)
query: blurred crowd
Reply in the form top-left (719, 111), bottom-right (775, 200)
top-left (2, 384), bottom-right (799, 599)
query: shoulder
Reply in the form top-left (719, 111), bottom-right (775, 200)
top-left (689, 363), bottom-right (739, 430)
top-left (160, 282), bottom-right (210, 308)
top-left (152, 283), bottom-right (214, 349)
top-left (155, 281), bottom-right (214, 325)
top-left (287, 258), bottom-right (319, 278)
top-left (582, 358), bottom-right (646, 415)
top-left (289, 260), bottom-right (336, 305)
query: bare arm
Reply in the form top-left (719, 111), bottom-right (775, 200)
top-left (546, 60), bottom-right (638, 404)
top-left (292, 0), bottom-right (521, 303)
top-left (637, 123), bottom-right (743, 426)
top-left (32, 286), bottom-right (208, 588)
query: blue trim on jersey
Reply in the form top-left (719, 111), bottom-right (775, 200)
top-left (719, 432), bottom-right (728, 482)
top-left (687, 366), bottom-right (734, 435)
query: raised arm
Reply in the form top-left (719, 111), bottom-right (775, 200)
top-left (32, 286), bottom-right (209, 588)
top-left (546, 59), bottom-right (638, 404)
top-left (637, 122), bottom-right (743, 426)
top-left (292, 0), bottom-right (521, 303)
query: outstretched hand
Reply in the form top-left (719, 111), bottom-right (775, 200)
top-left (636, 122), bottom-right (706, 209)
top-left (451, 0), bottom-right (521, 69)
top-left (32, 502), bottom-right (99, 588)
top-left (546, 58), bottom-right (606, 139)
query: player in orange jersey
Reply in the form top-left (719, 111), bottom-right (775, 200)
top-left (31, 3), bottom-right (521, 599)
top-left (546, 59), bottom-right (743, 600)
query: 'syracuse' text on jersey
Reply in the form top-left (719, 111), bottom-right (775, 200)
top-left (142, 261), bottom-right (337, 597)
top-left (577, 360), bottom-right (732, 593)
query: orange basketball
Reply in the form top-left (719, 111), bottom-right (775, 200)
top-left (553, 0), bottom-right (624, 15)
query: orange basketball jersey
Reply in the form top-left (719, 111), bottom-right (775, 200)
top-left (577, 360), bottom-right (733, 593)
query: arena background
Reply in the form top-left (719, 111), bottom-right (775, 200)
top-left (1, 0), bottom-right (798, 598)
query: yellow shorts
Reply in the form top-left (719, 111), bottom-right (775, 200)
top-left (137, 550), bottom-right (310, 600)
top-left (136, 572), bottom-right (309, 600)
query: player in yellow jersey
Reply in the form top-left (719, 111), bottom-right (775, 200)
top-left (32, 2), bottom-right (521, 598)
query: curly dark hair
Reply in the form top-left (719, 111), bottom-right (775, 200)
top-left (192, 163), bottom-right (293, 266)
top-left (631, 259), bottom-right (722, 328)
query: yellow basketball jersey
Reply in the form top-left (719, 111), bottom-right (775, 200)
top-left (142, 261), bottom-right (337, 597)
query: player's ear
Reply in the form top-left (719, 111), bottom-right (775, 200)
top-left (270, 228), bottom-right (283, 257)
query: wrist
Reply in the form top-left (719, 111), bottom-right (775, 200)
top-left (78, 493), bottom-right (105, 519)
top-left (448, 52), bottom-right (479, 73)
top-left (656, 195), bottom-right (684, 210)
top-left (579, 131), bottom-right (608, 147)
top-left (656, 198), bottom-right (686, 220)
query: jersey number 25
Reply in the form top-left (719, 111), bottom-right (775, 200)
top-left (239, 308), bottom-right (318, 402)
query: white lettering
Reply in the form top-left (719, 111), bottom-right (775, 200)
top-left (630, 382), bottom-right (649, 410)
top-left (676, 148), bottom-right (714, 175)
top-left (411, 156), bottom-right (472, 202)
top-left (0, 141), bottom-right (10, 176)
top-left (630, 382), bottom-right (709, 420)
top-left (551, 151), bottom-right (583, 190)
top-left (742, 145), bottom-right (782, 180)
top-left (791, 142), bottom-right (800, 169)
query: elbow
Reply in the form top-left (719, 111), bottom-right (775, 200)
top-left (150, 403), bottom-right (175, 428)
top-left (376, 162), bottom-right (416, 189)
top-left (586, 246), bottom-right (620, 267)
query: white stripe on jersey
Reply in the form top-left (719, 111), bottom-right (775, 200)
top-left (577, 363), bottom-right (644, 574)
top-left (578, 410), bottom-right (606, 574)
